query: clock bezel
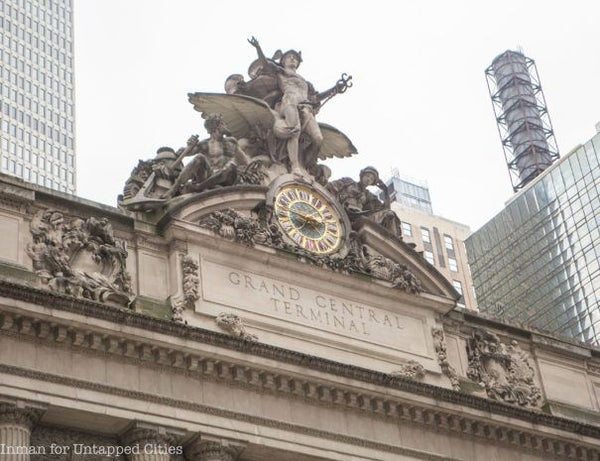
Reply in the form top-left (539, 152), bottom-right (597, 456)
top-left (267, 176), bottom-right (350, 256)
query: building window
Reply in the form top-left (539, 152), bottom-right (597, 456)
top-left (424, 250), bottom-right (434, 265)
top-left (401, 221), bottom-right (412, 237)
top-left (421, 227), bottom-right (431, 244)
top-left (448, 257), bottom-right (458, 272)
top-left (444, 235), bottom-right (454, 251)
top-left (452, 280), bottom-right (465, 307)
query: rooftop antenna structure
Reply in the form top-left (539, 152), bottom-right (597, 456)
top-left (485, 50), bottom-right (560, 192)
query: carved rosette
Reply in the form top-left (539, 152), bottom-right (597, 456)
top-left (466, 328), bottom-right (542, 407)
top-left (215, 313), bottom-right (258, 341)
top-left (187, 439), bottom-right (245, 461)
top-left (432, 326), bottom-right (461, 391)
top-left (171, 255), bottom-right (200, 322)
top-left (198, 208), bottom-right (422, 295)
top-left (27, 209), bottom-right (135, 307)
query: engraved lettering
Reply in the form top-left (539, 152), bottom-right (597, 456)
top-left (244, 275), bottom-right (256, 290)
top-left (273, 284), bottom-right (286, 298)
top-left (259, 281), bottom-right (270, 293)
top-left (296, 304), bottom-right (308, 319)
top-left (395, 315), bottom-right (404, 330)
top-left (310, 308), bottom-right (323, 323)
top-left (369, 309), bottom-right (379, 323)
top-left (289, 287), bottom-right (300, 301)
top-left (315, 295), bottom-right (327, 308)
top-left (356, 305), bottom-right (365, 319)
top-left (229, 271), bottom-right (241, 285)
top-left (342, 302), bottom-right (353, 316)
top-left (271, 297), bottom-right (282, 311)
top-left (212, 264), bottom-right (419, 347)
top-left (362, 322), bottom-right (370, 335)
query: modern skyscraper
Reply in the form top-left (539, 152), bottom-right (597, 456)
top-left (0, 0), bottom-right (76, 193)
top-left (384, 170), bottom-right (477, 310)
top-left (466, 129), bottom-right (600, 345)
top-left (385, 169), bottom-right (433, 214)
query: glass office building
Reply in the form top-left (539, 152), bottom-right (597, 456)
top-left (384, 169), bottom-right (433, 214)
top-left (466, 131), bottom-right (600, 345)
top-left (0, 0), bottom-right (76, 193)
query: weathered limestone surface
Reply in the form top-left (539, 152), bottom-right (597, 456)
top-left (0, 174), bottom-right (598, 461)
top-left (0, 37), bottom-right (599, 461)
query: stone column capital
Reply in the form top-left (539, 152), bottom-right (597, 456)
top-left (120, 421), bottom-right (186, 460)
top-left (0, 399), bottom-right (46, 430)
top-left (186, 435), bottom-right (246, 461)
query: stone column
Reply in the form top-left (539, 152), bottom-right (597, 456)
top-left (186, 436), bottom-right (246, 461)
top-left (0, 401), bottom-right (45, 461)
top-left (121, 422), bottom-right (184, 461)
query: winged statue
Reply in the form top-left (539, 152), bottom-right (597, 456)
top-left (118, 37), bottom-right (356, 211)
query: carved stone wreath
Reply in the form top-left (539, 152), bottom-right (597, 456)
top-left (198, 208), bottom-right (422, 294)
top-left (27, 209), bottom-right (135, 307)
top-left (466, 328), bottom-right (542, 407)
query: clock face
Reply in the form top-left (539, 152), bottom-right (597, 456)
top-left (274, 185), bottom-right (343, 254)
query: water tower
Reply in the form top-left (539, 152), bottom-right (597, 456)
top-left (485, 50), bottom-right (559, 192)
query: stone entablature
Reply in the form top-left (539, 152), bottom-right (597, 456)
top-left (1, 177), bottom-right (600, 459)
top-left (1, 275), bottom-right (600, 459)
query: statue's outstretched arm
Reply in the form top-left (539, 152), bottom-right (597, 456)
top-left (248, 36), bottom-right (269, 67)
top-left (317, 74), bottom-right (353, 103)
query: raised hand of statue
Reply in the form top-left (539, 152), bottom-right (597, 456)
top-left (187, 134), bottom-right (199, 147)
top-left (376, 179), bottom-right (387, 190)
top-left (248, 36), bottom-right (260, 49)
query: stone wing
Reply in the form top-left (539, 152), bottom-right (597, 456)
top-left (188, 93), bottom-right (276, 139)
top-left (318, 123), bottom-right (358, 160)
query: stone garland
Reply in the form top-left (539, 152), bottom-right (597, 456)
top-left (431, 326), bottom-right (461, 391)
top-left (198, 208), bottom-right (422, 294)
top-left (171, 255), bottom-right (200, 322)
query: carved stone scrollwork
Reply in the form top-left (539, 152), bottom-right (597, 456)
top-left (171, 255), bottom-right (200, 322)
top-left (391, 360), bottom-right (425, 380)
top-left (215, 313), bottom-right (258, 341)
top-left (432, 326), bottom-right (461, 391)
top-left (466, 328), bottom-right (542, 407)
top-left (186, 438), bottom-right (245, 461)
top-left (27, 209), bottom-right (135, 307)
top-left (198, 208), bottom-right (422, 294)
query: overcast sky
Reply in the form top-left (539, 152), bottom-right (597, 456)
top-left (73, 0), bottom-right (600, 230)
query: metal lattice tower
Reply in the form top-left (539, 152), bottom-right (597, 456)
top-left (485, 50), bottom-right (560, 192)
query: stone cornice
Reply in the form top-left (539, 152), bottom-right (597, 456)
top-left (0, 363), bottom-right (459, 461)
top-left (0, 278), bottom-right (599, 449)
top-left (1, 363), bottom-right (596, 461)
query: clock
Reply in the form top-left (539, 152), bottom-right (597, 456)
top-left (274, 184), bottom-right (344, 254)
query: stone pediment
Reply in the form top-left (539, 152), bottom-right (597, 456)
top-left (153, 181), bottom-right (458, 305)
